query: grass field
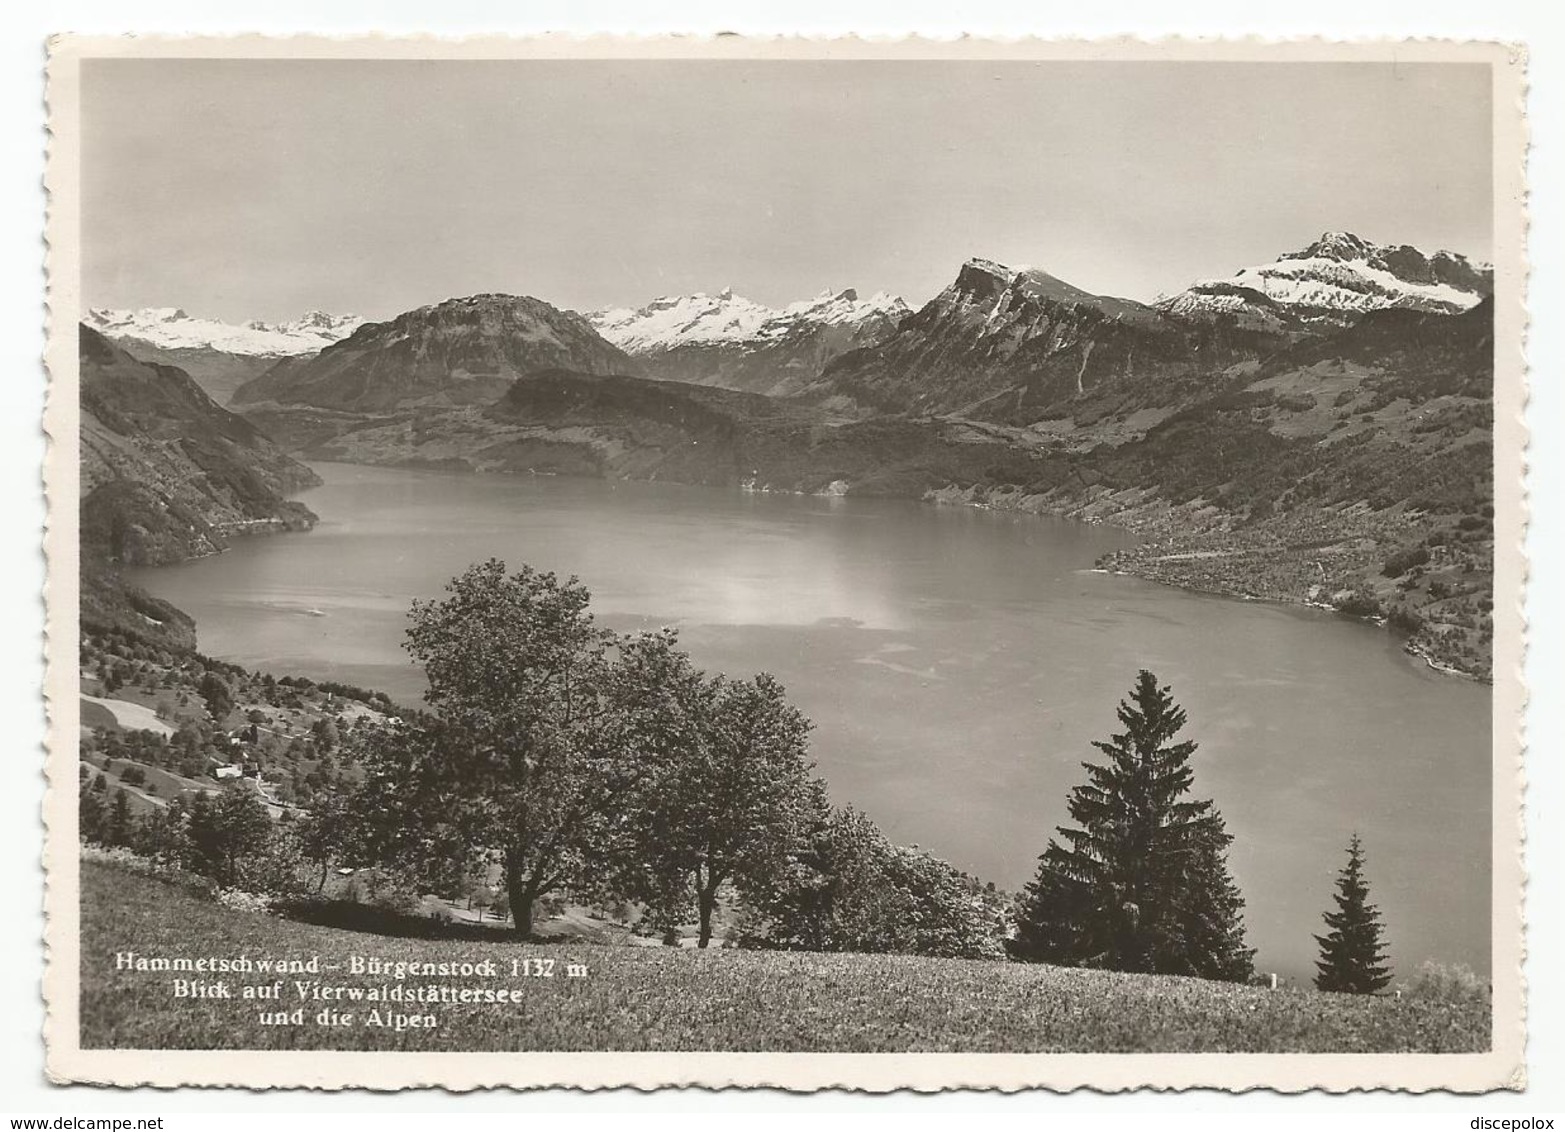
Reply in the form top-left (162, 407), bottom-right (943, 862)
top-left (79, 860), bottom-right (1489, 1053)
top-left (80, 693), bottom-right (175, 737)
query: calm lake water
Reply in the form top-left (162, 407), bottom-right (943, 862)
top-left (132, 462), bottom-right (1492, 981)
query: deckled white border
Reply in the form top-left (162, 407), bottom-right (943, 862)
top-left (40, 33), bottom-right (1529, 1093)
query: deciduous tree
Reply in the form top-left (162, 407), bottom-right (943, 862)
top-left (360, 560), bottom-right (689, 937)
top-left (187, 785), bottom-right (272, 885)
top-left (296, 788), bottom-right (353, 892)
top-left (622, 671), bottom-right (820, 947)
top-left (198, 672), bottom-right (233, 723)
top-left (740, 805), bottom-right (1005, 959)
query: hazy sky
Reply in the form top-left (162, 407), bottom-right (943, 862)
top-left (82, 60), bottom-right (1493, 322)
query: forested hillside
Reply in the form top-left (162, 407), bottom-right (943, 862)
top-left (80, 325), bottom-right (320, 567)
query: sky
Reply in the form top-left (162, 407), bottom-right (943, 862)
top-left (81, 59), bottom-right (1494, 323)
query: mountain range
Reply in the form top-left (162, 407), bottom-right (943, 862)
top-left (587, 287), bottom-right (910, 396)
top-left (85, 230), bottom-right (1498, 677)
top-left (798, 235), bottom-right (1491, 422)
top-left (231, 293), bottom-right (634, 412)
top-left (90, 232), bottom-right (1491, 416)
top-left (85, 307), bottom-right (363, 405)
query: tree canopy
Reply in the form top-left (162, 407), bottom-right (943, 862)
top-left (739, 805), bottom-right (1006, 960)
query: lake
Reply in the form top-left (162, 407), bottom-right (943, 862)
top-left (132, 462), bottom-right (1492, 981)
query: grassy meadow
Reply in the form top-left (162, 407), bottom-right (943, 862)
top-left (79, 861), bottom-right (1489, 1053)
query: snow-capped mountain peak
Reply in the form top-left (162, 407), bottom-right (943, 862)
top-left (778, 288), bottom-right (910, 327)
top-left (590, 290), bottom-right (777, 352)
top-left (1155, 232), bottom-right (1493, 327)
top-left (589, 286), bottom-right (909, 354)
top-left (586, 285), bottom-right (910, 398)
top-left (281, 310), bottom-right (363, 335)
top-left (85, 306), bottom-right (365, 357)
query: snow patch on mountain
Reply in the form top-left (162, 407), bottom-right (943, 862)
top-left (1208, 257), bottom-right (1479, 312)
top-left (590, 288), bottom-right (909, 354)
top-left (962, 257), bottom-right (1034, 281)
top-left (1154, 232), bottom-right (1492, 325)
top-left (85, 307), bottom-right (364, 357)
top-left (590, 290), bottom-right (774, 351)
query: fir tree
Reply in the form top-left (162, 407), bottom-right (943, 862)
top-left (1314, 834), bottom-right (1392, 994)
top-left (1013, 669), bottom-right (1253, 981)
top-left (107, 789), bottom-right (134, 848)
top-left (78, 785), bottom-right (106, 845)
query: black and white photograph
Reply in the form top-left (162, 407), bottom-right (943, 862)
top-left (40, 35), bottom-right (1525, 1092)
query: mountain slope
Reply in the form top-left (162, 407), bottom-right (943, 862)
top-left (86, 307), bottom-right (363, 404)
top-left (800, 258), bottom-right (1273, 423)
top-left (79, 324), bottom-right (320, 566)
top-left (1069, 298), bottom-right (1495, 676)
top-left (1154, 232), bottom-right (1492, 329)
top-left (82, 859), bottom-right (1488, 1054)
top-left (589, 287), bottom-right (909, 396)
top-left (233, 294), bottom-right (636, 412)
top-left (242, 367), bottom-right (816, 485)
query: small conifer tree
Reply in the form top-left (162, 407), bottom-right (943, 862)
top-left (107, 789), bottom-right (134, 848)
top-left (78, 785), bottom-right (106, 844)
top-left (1314, 833), bottom-right (1392, 994)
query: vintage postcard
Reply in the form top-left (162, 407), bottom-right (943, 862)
top-left (42, 35), bottom-right (1526, 1091)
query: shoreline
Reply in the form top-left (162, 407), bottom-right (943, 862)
top-left (918, 480), bottom-right (1491, 684)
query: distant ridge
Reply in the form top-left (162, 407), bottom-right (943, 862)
top-left (586, 287), bottom-right (909, 397)
top-left (87, 307), bottom-right (365, 405)
top-left (232, 293), bottom-right (637, 412)
top-left (86, 306), bottom-right (364, 357)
